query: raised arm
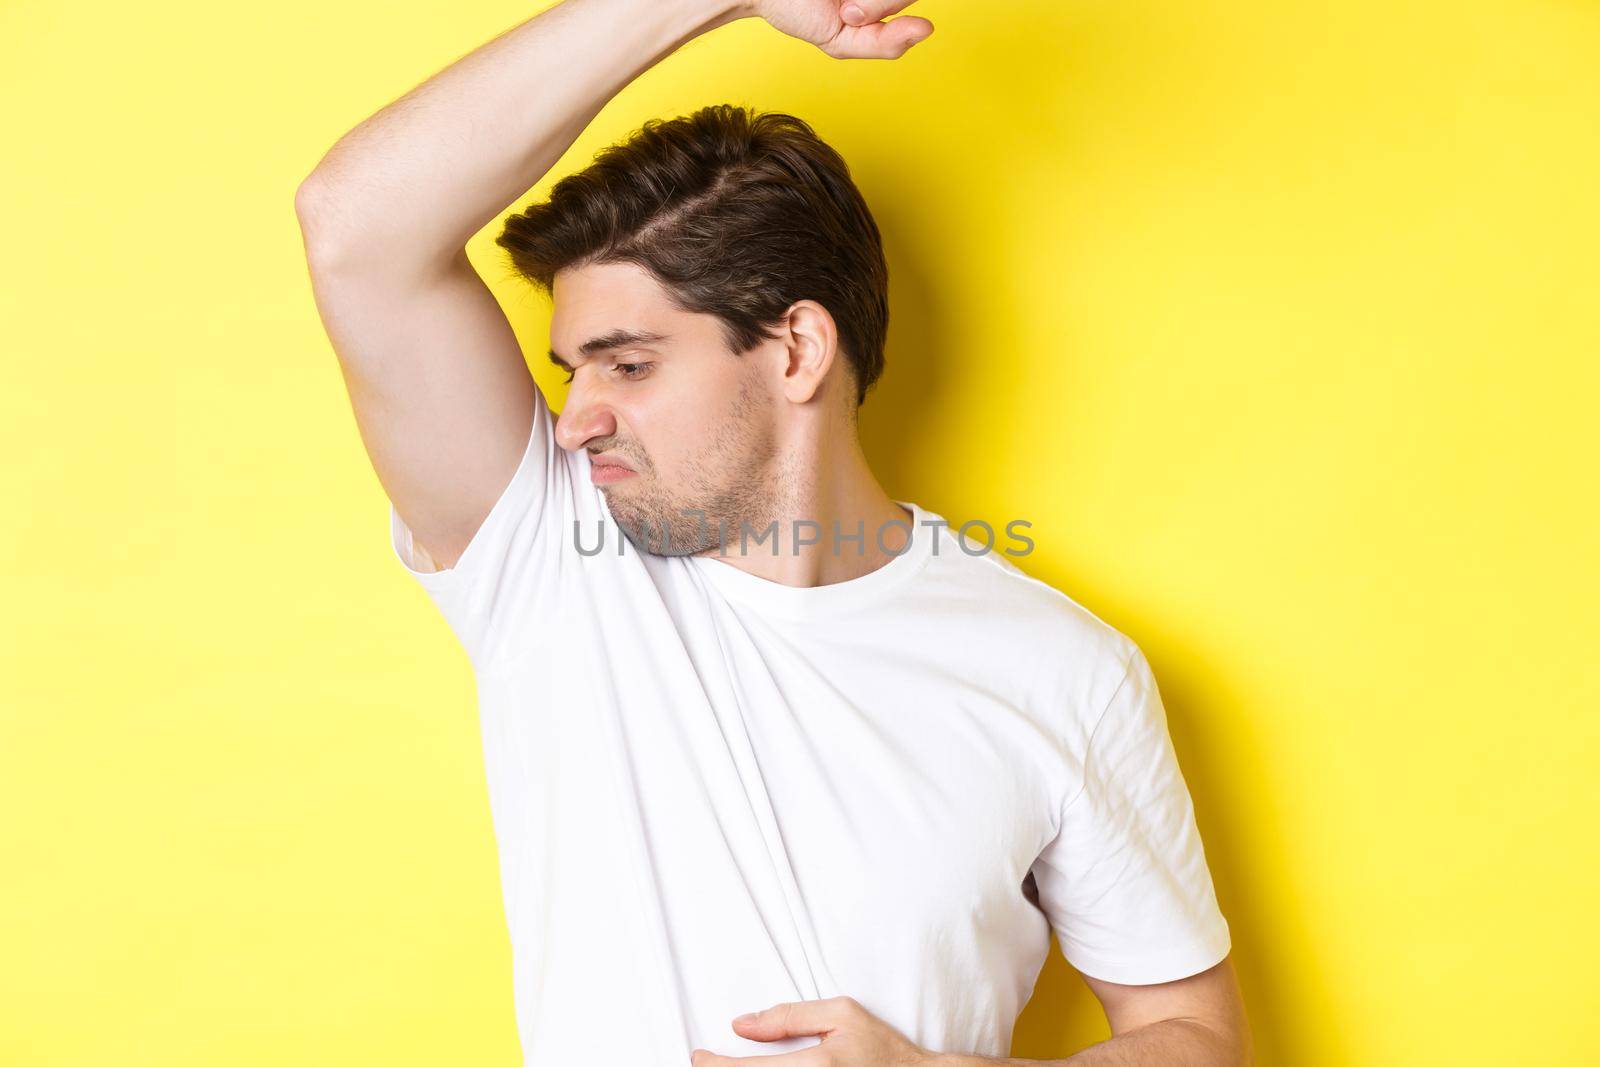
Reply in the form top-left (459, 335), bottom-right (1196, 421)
top-left (293, 0), bottom-right (931, 570)
top-left (293, 0), bottom-right (750, 570)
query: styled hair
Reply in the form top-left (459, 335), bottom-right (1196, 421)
top-left (496, 104), bottom-right (889, 407)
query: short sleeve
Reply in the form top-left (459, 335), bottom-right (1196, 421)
top-left (1030, 646), bottom-right (1232, 985)
top-left (389, 391), bottom-right (567, 666)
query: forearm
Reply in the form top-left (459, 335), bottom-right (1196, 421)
top-left (945, 1018), bottom-right (1246, 1067)
top-left (297, 0), bottom-right (747, 270)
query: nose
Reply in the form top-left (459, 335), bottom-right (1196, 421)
top-left (554, 374), bottom-right (619, 453)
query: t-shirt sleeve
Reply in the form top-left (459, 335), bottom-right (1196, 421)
top-left (388, 391), bottom-right (569, 667)
top-left (1030, 646), bottom-right (1233, 985)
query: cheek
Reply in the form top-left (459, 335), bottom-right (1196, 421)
top-left (639, 367), bottom-right (764, 476)
top-left (615, 400), bottom-right (684, 474)
top-left (639, 379), bottom-right (712, 448)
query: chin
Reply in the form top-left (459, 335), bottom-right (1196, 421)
top-left (608, 496), bottom-right (721, 558)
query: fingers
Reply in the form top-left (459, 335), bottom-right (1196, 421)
top-left (839, 0), bottom-right (921, 25)
top-left (730, 996), bottom-right (862, 1040)
top-left (825, 14), bottom-right (934, 60)
top-left (691, 999), bottom-right (869, 1065)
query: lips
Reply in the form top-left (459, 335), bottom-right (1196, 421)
top-left (588, 453), bottom-right (638, 484)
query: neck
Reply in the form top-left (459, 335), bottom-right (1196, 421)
top-left (697, 417), bottom-right (912, 588)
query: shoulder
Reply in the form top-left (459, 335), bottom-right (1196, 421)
top-left (918, 521), bottom-right (1139, 713)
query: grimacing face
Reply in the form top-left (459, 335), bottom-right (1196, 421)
top-left (549, 260), bottom-right (793, 555)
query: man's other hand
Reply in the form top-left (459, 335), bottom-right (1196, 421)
top-left (690, 994), bottom-right (937, 1065)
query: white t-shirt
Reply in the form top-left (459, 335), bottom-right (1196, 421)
top-left (388, 392), bottom-right (1231, 1065)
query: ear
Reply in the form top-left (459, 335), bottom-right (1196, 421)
top-left (778, 299), bottom-right (840, 406)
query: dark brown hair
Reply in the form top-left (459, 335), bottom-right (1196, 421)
top-left (496, 104), bottom-right (889, 407)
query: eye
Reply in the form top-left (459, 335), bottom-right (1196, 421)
top-left (561, 360), bottom-right (654, 385)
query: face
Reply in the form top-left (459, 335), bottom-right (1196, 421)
top-left (549, 260), bottom-right (788, 555)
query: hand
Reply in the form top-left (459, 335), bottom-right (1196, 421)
top-left (690, 994), bottom-right (940, 1065)
top-left (744, 0), bottom-right (935, 60)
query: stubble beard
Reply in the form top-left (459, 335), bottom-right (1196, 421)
top-left (603, 377), bottom-right (787, 557)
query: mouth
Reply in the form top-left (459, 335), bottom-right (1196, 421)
top-left (591, 465), bottom-right (637, 485)
top-left (588, 454), bottom-right (639, 485)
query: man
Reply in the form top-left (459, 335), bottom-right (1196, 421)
top-left (295, 0), bottom-right (1253, 1064)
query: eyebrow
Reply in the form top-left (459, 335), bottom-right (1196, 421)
top-left (547, 329), bottom-right (672, 372)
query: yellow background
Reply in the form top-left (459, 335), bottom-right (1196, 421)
top-left (3, 0), bottom-right (1596, 1063)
